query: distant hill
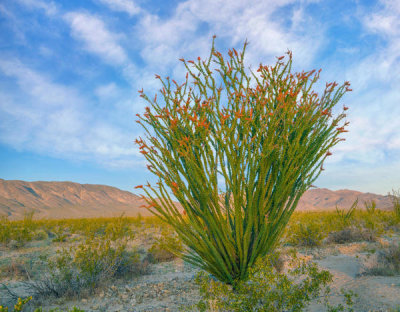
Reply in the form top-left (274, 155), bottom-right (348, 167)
top-left (0, 179), bottom-right (162, 220)
top-left (296, 188), bottom-right (394, 211)
top-left (0, 179), bottom-right (395, 220)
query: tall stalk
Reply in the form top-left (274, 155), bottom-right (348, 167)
top-left (134, 36), bottom-right (351, 284)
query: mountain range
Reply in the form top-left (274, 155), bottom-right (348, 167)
top-left (0, 179), bottom-right (395, 220)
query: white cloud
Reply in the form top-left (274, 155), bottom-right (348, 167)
top-left (0, 59), bottom-right (137, 164)
top-left (0, 59), bottom-right (82, 108)
top-left (95, 82), bottom-right (119, 99)
top-left (98, 0), bottom-right (141, 16)
top-left (16, 0), bottom-right (58, 16)
top-left (135, 0), bottom-right (323, 70)
top-left (64, 12), bottom-right (128, 66)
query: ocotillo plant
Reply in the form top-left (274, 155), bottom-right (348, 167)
top-left (134, 36), bottom-right (351, 284)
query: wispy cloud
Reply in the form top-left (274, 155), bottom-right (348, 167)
top-left (97, 0), bottom-right (141, 16)
top-left (64, 12), bottom-right (128, 66)
top-left (0, 59), bottom-right (137, 164)
top-left (16, 0), bottom-right (58, 16)
top-left (134, 0), bottom-right (323, 70)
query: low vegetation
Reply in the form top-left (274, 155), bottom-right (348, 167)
top-left (0, 200), bottom-right (399, 311)
top-left (189, 252), bottom-right (356, 312)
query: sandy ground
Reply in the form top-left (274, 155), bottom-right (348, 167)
top-left (1, 237), bottom-right (400, 311)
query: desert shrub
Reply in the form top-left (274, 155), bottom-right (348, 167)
top-left (285, 223), bottom-right (325, 247)
top-left (134, 36), bottom-right (351, 284)
top-left (33, 230), bottom-right (48, 241)
top-left (0, 216), bottom-right (11, 245)
top-left (390, 189), bottom-right (400, 222)
top-left (104, 215), bottom-right (134, 241)
top-left (0, 259), bottom-right (28, 280)
top-left (335, 199), bottom-right (358, 229)
top-left (364, 242), bottom-right (400, 276)
top-left (188, 252), bottom-right (355, 312)
top-left (145, 229), bottom-right (183, 263)
top-left (0, 296), bottom-right (84, 312)
top-left (51, 226), bottom-right (69, 243)
top-left (364, 199), bottom-right (376, 215)
top-left (23, 237), bottom-right (148, 299)
top-left (0, 296), bottom-right (33, 312)
top-left (326, 227), bottom-right (376, 244)
top-left (0, 212), bottom-right (37, 248)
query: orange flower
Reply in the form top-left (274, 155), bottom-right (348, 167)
top-left (155, 74), bottom-right (160, 79)
top-left (135, 185), bottom-right (143, 189)
top-left (277, 56), bottom-right (284, 60)
top-left (232, 48), bottom-right (238, 57)
top-left (326, 151), bottom-right (332, 156)
top-left (170, 118), bottom-right (178, 128)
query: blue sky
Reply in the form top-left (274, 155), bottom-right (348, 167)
top-left (0, 0), bottom-right (399, 197)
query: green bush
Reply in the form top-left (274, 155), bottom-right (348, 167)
top-left (364, 199), bottom-right (376, 215)
top-left (188, 252), bottom-right (355, 312)
top-left (104, 214), bottom-right (134, 241)
top-left (25, 237), bottom-right (148, 299)
top-left (286, 223), bottom-right (325, 247)
top-left (335, 199), bottom-right (357, 229)
top-left (0, 296), bottom-right (84, 312)
top-left (146, 230), bottom-right (183, 263)
top-left (390, 189), bottom-right (400, 222)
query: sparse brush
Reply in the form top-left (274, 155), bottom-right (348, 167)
top-left (146, 229), bottom-right (183, 263)
top-left (0, 296), bottom-right (84, 312)
top-left (286, 223), bottom-right (324, 247)
top-left (335, 199), bottom-right (358, 229)
top-left (0, 212), bottom-right (37, 248)
top-left (104, 214), bottom-right (134, 241)
top-left (326, 227), bottom-right (375, 244)
top-left (0, 216), bottom-right (11, 245)
top-left (390, 188), bottom-right (400, 222)
top-left (364, 242), bottom-right (400, 276)
top-left (364, 199), bottom-right (376, 215)
top-left (22, 237), bottom-right (148, 300)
